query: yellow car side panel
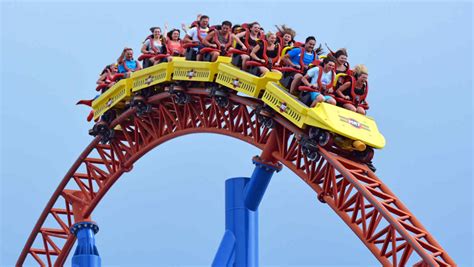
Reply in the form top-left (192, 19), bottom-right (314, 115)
top-left (171, 56), bottom-right (230, 82)
top-left (92, 79), bottom-right (131, 120)
top-left (262, 82), bottom-right (308, 128)
top-left (130, 62), bottom-right (172, 92)
top-left (216, 64), bottom-right (281, 98)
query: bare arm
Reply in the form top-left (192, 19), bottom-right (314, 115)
top-left (141, 43), bottom-right (150, 54)
top-left (181, 23), bottom-right (188, 35)
top-left (336, 81), bottom-right (351, 98)
top-left (235, 31), bottom-right (246, 39)
top-left (250, 45), bottom-right (263, 62)
top-left (282, 54), bottom-right (298, 68)
top-left (117, 50), bottom-right (126, 64)
top-left (183, 34), bottom-right (193, 44)
top-left (202, 31), bottom-right (216, 47)
top-left (232, 34), bottom-right (247, 50)
top-left (301, 75), bottom-right (314, 87)
top-left (163, 23), bottom-right (169, 41)
top-left (135, 61), bottom-right (142, 71)
top-left (97, 73), bottom-right (106, 84)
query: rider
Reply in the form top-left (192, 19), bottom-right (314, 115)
top-left (96, 64), bottom-right (119, 93)
top-left (335, 64), bottom-right (369, 114)
top-left (117, 48), bottom-right (142, 74)
top-left (183, 15), bottom-right (210, 61)
top-left (300, 56), bottom-right (337, 107)
top-left (235, 22), bottom-right (261, 70)
top-left (202, 21), bottom-right (236, 62)
top-left (249, 31), bottom-right (281, 76)
top-left (334, 48), bottom-right (349, 74)
top-left (165, 28), bottom-right (185, 56)
top-left (275, 24), bottom-right (296, 48)
top-left (141, 27), bottom-right (167, 65)
top-left (283, 36), bottom-right (323, 95)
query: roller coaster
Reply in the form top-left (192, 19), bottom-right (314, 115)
top-left (17, 24), bottom-right (455, 267)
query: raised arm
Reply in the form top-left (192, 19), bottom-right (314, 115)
top-left (183, 27), bottom-right (195, 44)
top-left (163, 23), bottom-right (169, 42)
top-left (181, 23), bottom-right (189, 35)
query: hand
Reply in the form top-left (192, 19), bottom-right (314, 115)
top-left (344, 95), bottom-right (350, 100)
top-left (241, 46), bottom-right (247, 51)
top-left (328, 88), bottom-right (334, 94)
top-left (211, 44), bottom-right (218, 48)
top-left (294, 64), bottom-right (301, 69)
top-left (260, 59), bottom-right (265, 63)
top-left (181, 23), bottom-right (187, 30)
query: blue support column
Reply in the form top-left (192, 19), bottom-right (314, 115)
top-left (244, 156), bottom-right (282, 211)
top-left (70, 221), bottom-right (101, 267)
top-left (212, 156), bottom-right (282, 267)
top-left (212, 230), bottom-right (236, 266)
top-left (212, 178), bottom-right (258, 267)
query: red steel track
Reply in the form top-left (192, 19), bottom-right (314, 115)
top-left (17, 88), bottom-right (455, 266)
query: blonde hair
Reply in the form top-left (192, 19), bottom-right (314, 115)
top-left (265, 31), bottom-right (275, 40)
top-left (354, 64), bottom-right (368, 77)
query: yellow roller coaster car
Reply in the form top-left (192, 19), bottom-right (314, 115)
top-left (89, 56), bottom-right (385, 163)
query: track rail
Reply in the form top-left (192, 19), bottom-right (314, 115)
top-left (17, 89), bottom-right (455, 266)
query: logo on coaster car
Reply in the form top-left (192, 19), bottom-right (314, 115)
top-left (279, 102), bottom-right (287, 113)
top-left (348, 118), bottom-right (361, 128)
top-left (339, 116), bottom-right (370, 131)
top-left (106, 98), bottom-right (113, 107)
top-left (187, 69), bottom-right (195, 79)
top-left (232, 78), bottom-right (240, 88)
top-left (145, 75), bottom-right (153, 85)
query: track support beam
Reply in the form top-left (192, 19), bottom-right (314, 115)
top-left (213, 178), bottom-right (258, 267)
top-left (70, 222), bottom-right (101, 267)
top-left (244, 156), bottom-right (282, 211)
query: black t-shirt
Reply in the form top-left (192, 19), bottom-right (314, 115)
top-left (236, 34), bottom-right (258, 50)
top-left (255, 40), bottom-right (279, 60)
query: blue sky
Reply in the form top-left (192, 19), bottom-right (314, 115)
top-left (1, 1), bottom-right (472, 266)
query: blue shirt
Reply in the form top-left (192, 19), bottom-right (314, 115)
top-left (287, 47), bottom-right (318, 67)
top-left (118, 59), bottom-right (137, 73)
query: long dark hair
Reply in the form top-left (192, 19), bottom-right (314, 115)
top-left (167, 29), bottom-right (181, 41)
